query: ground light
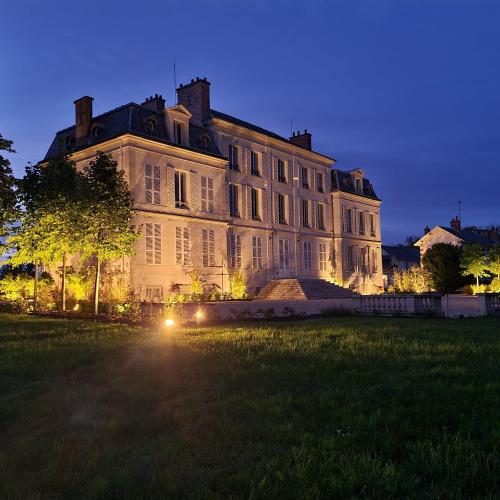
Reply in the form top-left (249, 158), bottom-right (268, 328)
top-left (164, 318), bottom-right (175, 328)
top-left (195, 309), bottom-right (203, 327)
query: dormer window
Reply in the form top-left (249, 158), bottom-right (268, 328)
top-left (174, 122), bottom-right (183, 145)
top-left (229, 144), bottom-right (239, 171)
top-left (91, 125), bottom-right (104, 139)
top-left (355, 177), bottom-right (363, 194)
top-left (144, 119), bottom-right (156, 135)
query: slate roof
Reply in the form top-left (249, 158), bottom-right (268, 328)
top-left (209, 109), bottom-right (335, 161)
top-left (44, 103), bottom-right (223, 161)
top-left (438, 226), bottom-right (497, 246)
top-left (331, 169), bottom-right (379, 200)
top-left (382, 245), bottom-right (420, 264)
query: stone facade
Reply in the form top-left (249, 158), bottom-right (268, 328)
top-left (45, 77), bottom-right (383, 298)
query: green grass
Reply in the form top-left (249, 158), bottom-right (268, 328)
top-left (0, 313), bottom-right (499, 499)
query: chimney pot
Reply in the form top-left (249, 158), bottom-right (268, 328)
top-left (424, 225), bottom-right (430, 234)
top-left (74, 96), bottom-right (93, 146)
top-left (176, 76), bottom-right (211, 126)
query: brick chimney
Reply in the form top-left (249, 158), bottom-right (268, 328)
top-left (141, 94), bottom-right (165, 113)
top-left (289, 129), bottom-right (312, 150)
top-left (450, 216), bottom-right (461, 231)
top-left (176, 77), bottom-right (211, 126)
top-left (74, 96), bottom-right (93, 146)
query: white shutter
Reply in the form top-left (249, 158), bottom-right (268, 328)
top-left (261, 189), bottom-right (267, 222)
top-left (243, 147), bottom-right (250, 174)
top-left (201, 176), bottom-right (207, 212)
top-left (288, 161), bottom-right (293, 184)
top-left (183, 228), bottom-right (190, 265)
top-left (153, 165), bottom-right (161, 204)
top-left (175, 227), bottom-right (182, 265)
top-left (145, 223), bottom-right (153, 264)
top-left (272, 156), bottom-right (278, 180)
top-left (274, 192), bottom-right (279, 224)
top-left (190, 171), bottom-right (199, 211)
top-left (167, 167), bottom-right (175, 208)
top-left (312, 201), bottom-right (317, 229)
top-left (288, 194), bottom-right (294, 226)
top-left (144, 164), bottom-right (153, 203)
top-left (209, 229), bottom-right (215, 267)
top-left (224, 173), bottom-right (231, 218)
top-left (241, 185), bottom-right (248, 219)
top-left (208, 177), bottom-right (214, 212)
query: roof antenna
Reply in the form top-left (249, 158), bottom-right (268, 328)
top-left (455, 200), bottom-right (463, 222)
top-left (173, 58), bottom-right (177, 103)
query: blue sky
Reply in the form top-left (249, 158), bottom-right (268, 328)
top-left (2, 0), bottom-right (499, 243)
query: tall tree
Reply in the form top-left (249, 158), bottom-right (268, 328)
top-left (79, 152), bottom-right (140, 314)
top-left (487, 244), bottom-right (500, 290)
top-left (0, 134), bottom-right (18, 249)
top-left (422, 243), bottom-right (464, 293)
top-left (14, 157), bottom-right (83, 310)
top-left (460, 243), bottom-right (488, 287)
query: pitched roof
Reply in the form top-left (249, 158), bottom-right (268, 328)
top-left (44, 103), bottom-right (223, 161)
top-left (438, 226), bottom-right (497, 246)
top-left (331, 169), bottom-right (379, 200)
top-left (382, 245), bottom-right (420, 263)
top-left (209, 109), bottom-right (335, 161)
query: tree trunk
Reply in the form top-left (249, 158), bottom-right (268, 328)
top-left (33, 257), bottom-right (39, 311)
top-left (61, 253), bottom-right (67, 312)
top-left (476, 275), bottom-right (479, 287)
top-left (94, 256), bottom-right (100, 315)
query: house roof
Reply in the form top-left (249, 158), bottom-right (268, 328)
top-left (209, 109), bottom-right (335, 161)
top-left (331, 169), bottom-right (379, 200)
top-left (438, 226), bottom-right (497, 246)
top-left (44, 102), bottom-right (223, 161)
top-left (382, 245), bottom-right (420, 263)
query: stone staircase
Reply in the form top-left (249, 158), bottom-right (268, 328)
top-left (256, 278), bottom-right (357, 300)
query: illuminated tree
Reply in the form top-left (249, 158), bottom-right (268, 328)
top-left (487, 245), bottom-right (500, 291)
top-left (0, 134), bottom-right (18, 249)
top-left (422, 243), bottom-right (464, 293)
top-left (16, 157), bottom-right (83, 310)
top-left (79, 152), bottom-right (140, 314)
top-left (460, 243), bottom-right (488, 287)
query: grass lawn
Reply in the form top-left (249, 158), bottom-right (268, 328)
top-left (0, 314), bottom-right (499, 499)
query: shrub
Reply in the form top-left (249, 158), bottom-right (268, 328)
top-left (229, 271), bottom-right (247, 300)
top-left (422, 243), bottom-right (465, 293)
top-left (393, 266), bottom-right (432, 293)
top-left (187, 269), bottom-right (204, 296)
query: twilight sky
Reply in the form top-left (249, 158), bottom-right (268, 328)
top-left (1, 0), bottom-right (499, 244)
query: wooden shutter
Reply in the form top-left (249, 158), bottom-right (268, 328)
top-left (175, 227), bottom-right (182, 265)
top-left (312, 201), bottom-right (317, 229)
top-left (261, 189), bottom-right (267, 222)
top-left (145, 223), bottom-right (153, 264)
top-left (144, 164), bottom-right (153, 203)
top-left (209, 229), bottom-right (215, 266)
top-left (242, 147), bottom-right (250, 174)
top-left (201, 176), bottom-right (207, 212)
top-left (190, 171), bottom-right (198, 211)
top-left (241, 184), bottom-right (248, 219)
top-left (153, 165), bottom-right (161, 204)
top-left (167, 167), bottom-right (175, 208)
top-left (288, 161), bottom-right (293, 184)
top-left (261, 152), bottom-right (267, 179)
top-left (274, 192), bottom-right (279, 224)
top-left (272, 157), bottom-right (278, 181)
top-left (224, 173), bottom-right (231, 218)
top-left (183, 228), bottom-right (190, 265)
top-left (288, 194), bottom-right (294, 226)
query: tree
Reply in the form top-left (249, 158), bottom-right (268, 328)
top-left (15, 157), bottom-right (83, 310)
top-left (79, 152), bottom-right (140, 314)
top-left (393, 265), bottom-right (431, 293)
top-left (422, 243), bottom-right (464, 293)
top-left (0, 134), bottom-right (18, 248)
top-left (487, 245), bottom-right (500, 292)
top-left (460, 243), bottom-right (488, 287)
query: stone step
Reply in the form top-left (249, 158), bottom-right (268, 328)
top-left (256, 278), bottom-right (357, 300)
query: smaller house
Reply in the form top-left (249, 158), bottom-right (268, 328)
top-left (381, 245), bottom-right (420, 289)
top-left (415, 217), bottom-right (497, 258)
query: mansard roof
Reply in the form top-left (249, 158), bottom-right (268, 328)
top-left (44, 103), bottom-right (223, 161)
top-left (437, 226), bottom-right (497, 246)
top-left (331, 169), bottom-right (379, 200)
top-left (209, 109), bottom-right (335, 161)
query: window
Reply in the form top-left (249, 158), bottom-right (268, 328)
top-left (303, 241), bottom-right (312, 270)
top-left (278, 238), bottom-right (290, 270)
top-left (251, 151), bottom-right (260, 176)
top-left (202, 229), bottom-right (215, 267)
top-left (346, 245), bottom-right (355, 272)
top-left (175, 171), bottom-right (187, 208)
top-left (343, 207), bottom-right (352, 233)
top-left (251, 188), bottom-right (260, 220)
top-left (252, 236), bottom-right (263, 269)
top-left (316, 172), bottom-right (324, 193)
top-left (228, 144), bottom-right (239, 171)
top-left (358, 211), bottom-right (365, 235)
top-left (319, 243), bottom-right (327, 271)
top-left (229, 184), bottom-right (239, 217)
top-left (301, 199), bottom-right (310, 227)
top-left (355, 177), bottom-right (363, 194)
top-left (361, 246), bottom-right (368, 273)
top-left (317, 203), bottom-right (325, 230)
top-left (301, 166), bottom-right (309, 188)
top-left (277, 159), bottom-right (286, 183)
top-left (145, 164), bottom-right (160, 204)
top-left (145, 223), bottom-right (161, 265)
top-left (277, 193), bottom-right (286, 224)
top-left (231, 233), bottom-right (241, 268)
top-left (175, 227), bottom-right (190, 265)
top-left (174, 122), bottom-right (183, 145)
top-left (201, 176), bottom-right (214, 213)
top-left (145, 286), bottom-right (162, 300)
top-left (369, 213), bottom-right (376, 237)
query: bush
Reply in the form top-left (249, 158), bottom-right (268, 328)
top-left (393, 266), bottom-right (432, 293)
top-left (229, 271), bottom-right (247, 300)
top-left (422, 243), bottom-right (465, 293)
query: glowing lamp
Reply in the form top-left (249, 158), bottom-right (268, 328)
top-left (165, 318), bottom-right (175, 327)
